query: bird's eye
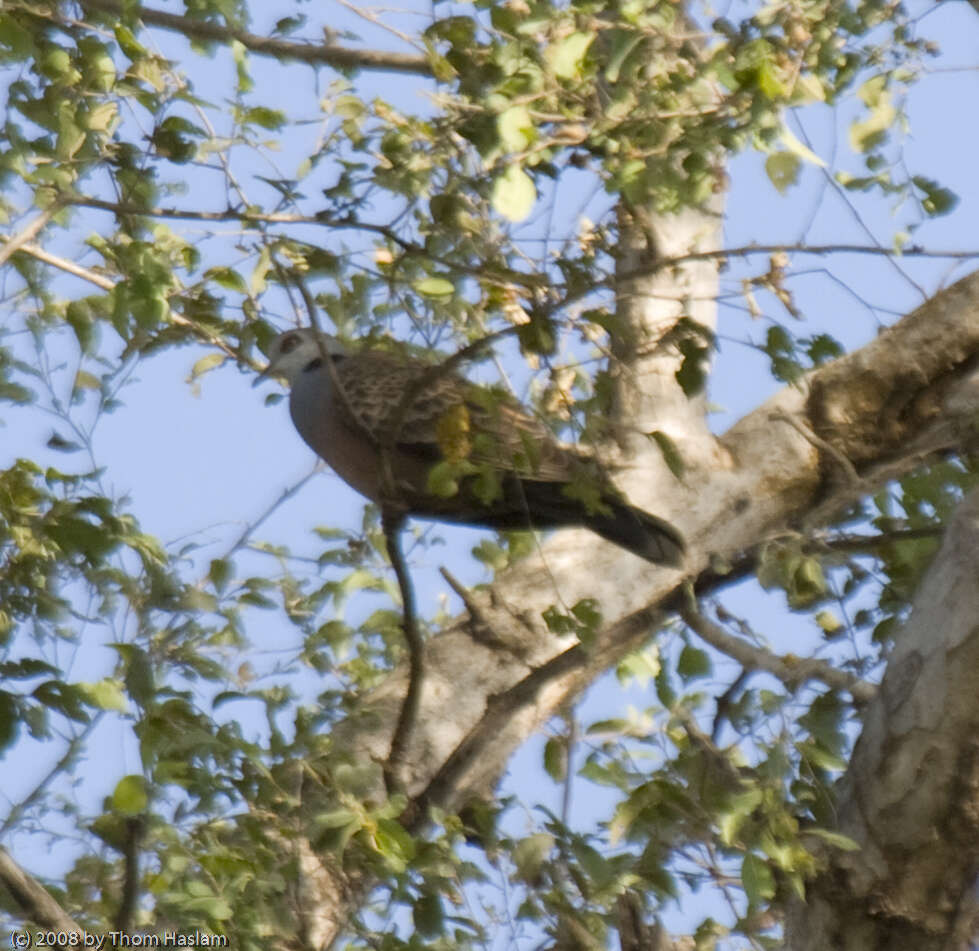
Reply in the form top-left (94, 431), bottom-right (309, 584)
top-left (279, 333), bottom-right (300, 354)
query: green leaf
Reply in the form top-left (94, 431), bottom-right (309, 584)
top-left (765, 152), bottom-right (801, 194)
top-left (512, 833), bottom-right (554, 884)
top-left (250, 246), bottom-right (271, 295)
top-left (792, 556), bottom-right (827, 605)
top-left (77, 679), bottom-right (128, 712)
top-left (780, 128), bottom-right (826, 167)
top-left (73, 369), bottom-right (101, 394)
top-left (205, 266), bottom-right (247, 293)
top-left (243, 106), bottom-right (286, 130)
top-left (498, 106), bottom-right (534, 152)
top-left (208, 558), bottom-right (232, 593)
top-left (184, 894), bottom-right (232, 920)
top-left (374, 817), bottom-right (416, 870)
top-left (0, 691), bottom-right (20, 754)
top-left (547, 32), bottom-right (594, 80)
top-left (491, 165), bottom-right (536, 222)
top-left (314, 808), bottom-right (362, 830)
top-left (857, 74), bottom-right (888, 107)
top-left (414, 276), bottom-right (455, 298)
top-left (188, 353), bottom-right (226, 382)
top-left (677, 645), bottom-right (711, 681)
top-left (742, 853), bottom-right (776, 904)
top-left (412, 893), bottom-right (444, 938)
top-left (40, 47), bottom-right (73, 80)
top-left (0, 16), bottom-right (34, 57)
top-left (47, 433), bottom-right (83, 453)
top-left (605, 30), bottom-right (645, 83)
top-left (805, 828), bottom-right (861, 851)
top-left (543, 737), bottom-right (566, 781)
top-left (87, 52), bottom-right (117, 92)
top-left (912, 176), bottom-right (958, 217)
top-left (796, 740), bottom-right (846, 772)
top-left (112, 774), bottom-right (148, 815)
top-left (33, 681), bottom-right (90, 723)
top-left (849, 87), bottom-right (896, 153)
top-left (756, 60), bottom-right (785, 99)
top-left (0, 659), bottom-right (59, 680)
top-left (648, 430), bottom-right (685, 479)
top-left (654, 664), bottom-right (675, 707)
top-left (615, 647), bottom-right (660, 687)
top-left (426, 460), bottom-right (461, 498)
top-left (815, 610), bottom-right (843, 635)
top-left (719, 787), bottom-right (763, 846)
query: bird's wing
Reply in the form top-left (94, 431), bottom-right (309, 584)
top-left (331, 352), bottom-right (576, 481)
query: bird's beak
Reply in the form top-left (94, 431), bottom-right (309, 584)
top-left (252, 360), bottom-right (276, 388)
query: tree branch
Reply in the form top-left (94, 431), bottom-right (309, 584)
top-left (680, 605), bottom-right (876, 704)
top-left (0, 207), bottom-right (58, 269)
top-left (75, 0), bottom-right (432, 75)
top-left (0, 848), bottom-right (84, 933)
top-left (112, 817), bottom-right (145, 934)
top-left (381, 511), bottom-right (424, 800)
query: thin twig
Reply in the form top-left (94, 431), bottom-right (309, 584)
top-left (223, 465), bottom-right (322, 558)
top-left (381, 510), bottom-right (424, 798)
top-left (559, 713), bottom-right (577, 827)
top-left (335, 0), bottom-right (425, 51)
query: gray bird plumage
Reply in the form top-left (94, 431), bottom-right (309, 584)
top-left (256, 329), bottom-right (684, 566)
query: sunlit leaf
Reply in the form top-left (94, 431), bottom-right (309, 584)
top-left (491, 165), bottom-right (536, 222)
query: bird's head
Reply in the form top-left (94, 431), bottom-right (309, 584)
top-left (253, 328), bottom-right (349, 387)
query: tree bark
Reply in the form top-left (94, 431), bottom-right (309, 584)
top-left (784, 487), bottom-right (979, 951)
top-left (0, 847), bottom-right (84, 934)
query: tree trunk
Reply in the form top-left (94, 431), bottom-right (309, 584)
top-left (784, 488), bottom-right (979, 951)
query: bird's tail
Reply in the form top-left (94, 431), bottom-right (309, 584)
top-left (583, 498), bottom-right (685, 567)
top-left (513, 482), bottom-right (685, 567)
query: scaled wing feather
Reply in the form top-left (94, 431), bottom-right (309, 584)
top-left (331, 353), bottom-right (574, 480)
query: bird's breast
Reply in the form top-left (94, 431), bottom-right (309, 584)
top-left (289, 368), bottom-right (386, 502)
